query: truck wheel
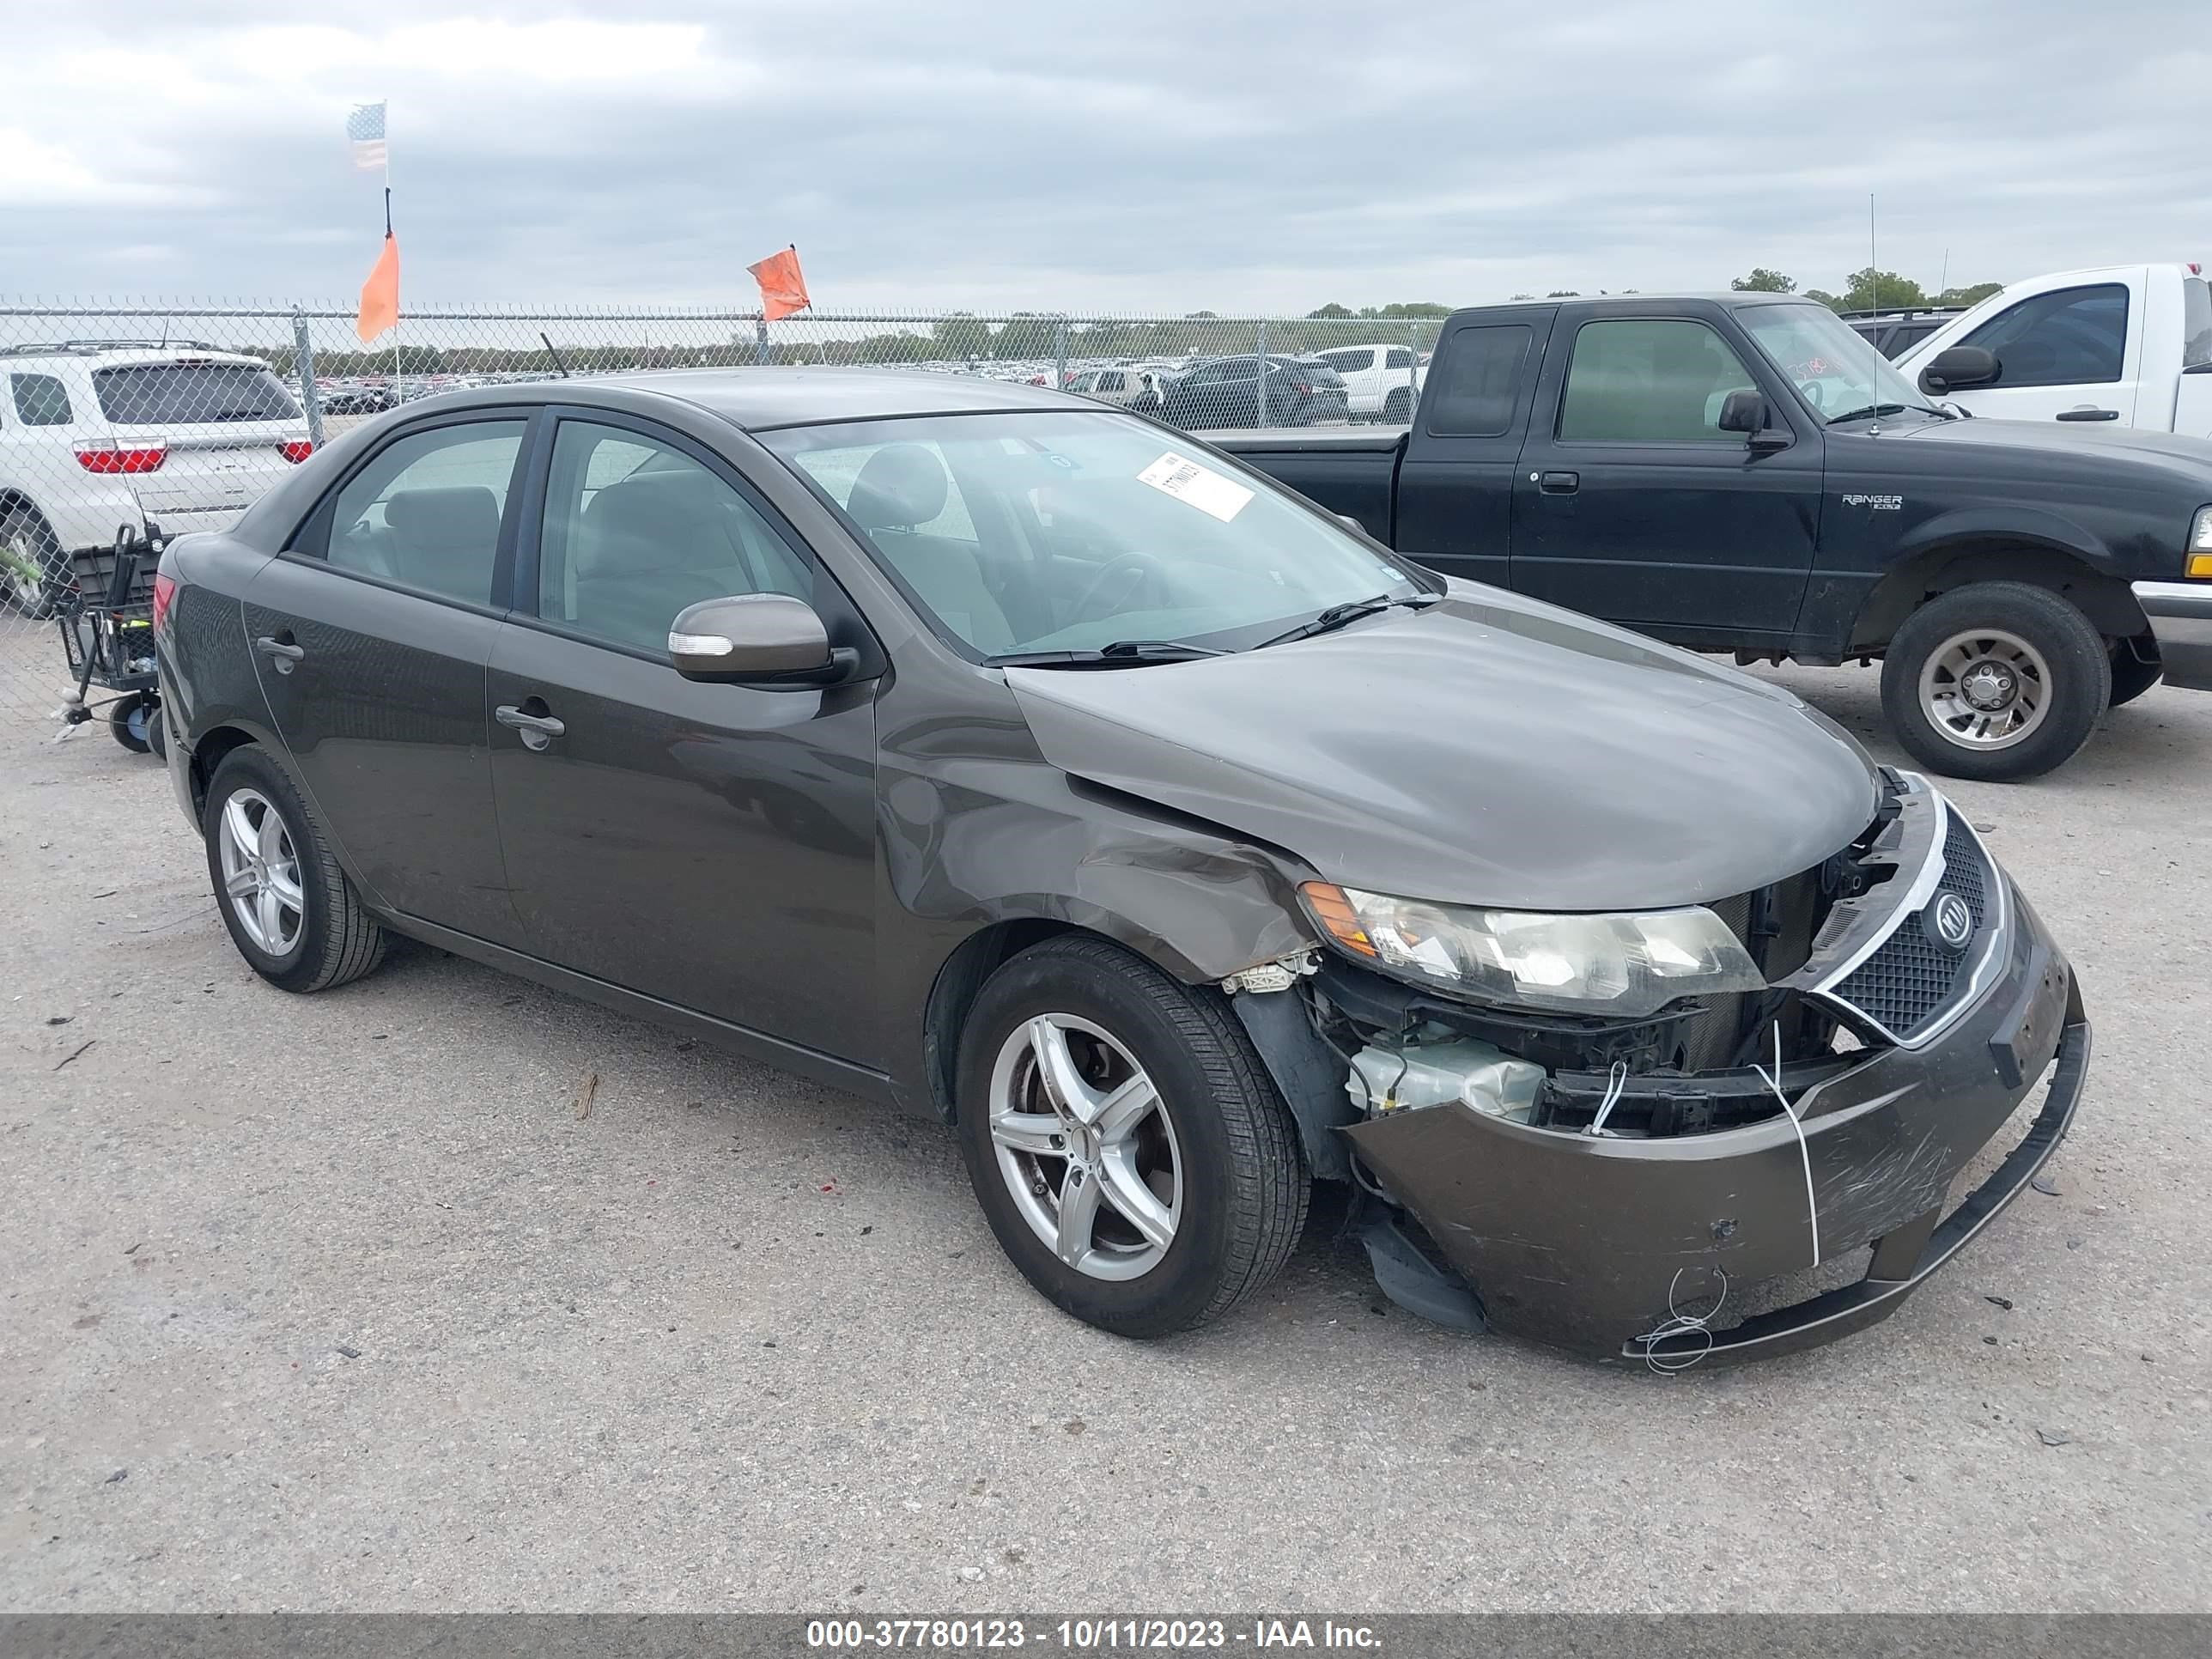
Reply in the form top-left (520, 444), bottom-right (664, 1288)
top-left (1881, 581), bottom-right (2110, 781)
top-left (1383, 386), bottom-right (1413, 424)
top-left (2, 504), bottom-right (69, 620)
top-left (954, 935), bottom-right (1309, 1338)
top-left (2108, 640), bottom-right (2163, 708)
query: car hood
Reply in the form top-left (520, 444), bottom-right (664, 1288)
top-left (1899, 411), bottom-right (2212, 473)
top-left (1005, 585), bottom-right (1880, 912)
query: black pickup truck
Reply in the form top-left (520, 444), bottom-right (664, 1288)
top-left (1214, 294), bottom-right (2212, 781)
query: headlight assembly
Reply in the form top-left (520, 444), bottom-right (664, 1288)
top-left (1299, 881), bottom-right (1766, 1018)
top-left (2189, 505), bottom-right (2212, 556)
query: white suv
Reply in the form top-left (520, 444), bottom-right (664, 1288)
top-left (1309, 343), bottom-right (1425, 422)
top-left (1, 343), bottom-right (313, 615)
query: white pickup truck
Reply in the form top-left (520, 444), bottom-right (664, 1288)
top-left (1895, 262), bottom-right (2212, 434)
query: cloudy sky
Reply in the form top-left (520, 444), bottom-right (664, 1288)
top-left (3, 0), bottom-right (2208, 315)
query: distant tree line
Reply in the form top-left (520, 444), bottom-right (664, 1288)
top-left (1730, 267), bottom-right (2004, 312)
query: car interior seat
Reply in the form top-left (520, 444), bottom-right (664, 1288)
top-left (843, 443), bottom-right (1015, 653)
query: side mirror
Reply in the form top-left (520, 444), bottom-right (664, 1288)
top-left (1717, 388), bottom-right (1792, 453)
top-left (1717, 389), bottom-right (1766, 434)
top-left (669, 593), bottom-right (849, 686)
top-left (1919, 345), bottom-right (1998, 396)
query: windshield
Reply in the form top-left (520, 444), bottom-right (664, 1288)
top-left (1736, 303), bottom-right (1937, 421)
top-left (760, 410), bottom-right (1429, 659)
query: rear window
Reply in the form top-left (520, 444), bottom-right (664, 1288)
top-left (93, 362), bottom-right (301, 426)
top-left (2186, 278), bottom-right (2212, 370)
top-left (1425, 324), bottom-right (1533, 437)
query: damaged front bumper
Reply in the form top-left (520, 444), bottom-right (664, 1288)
top-left (1330, 781), bottom-right (2088, 1366)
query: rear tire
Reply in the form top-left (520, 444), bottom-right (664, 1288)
top-left (955, 935), bottom-right (1308, 1338)
top-left (2107, 641), bottom-right (2163, 708)
top-left (1880, 581), bottom-right (2109, 781)
top-left (2, 504), bottom-right (68, 620)
top-left (204, 747), bottom-right (388, 994)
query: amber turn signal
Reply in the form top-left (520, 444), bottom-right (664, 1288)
top-left (1298, 881), bottom-right (1376, 957)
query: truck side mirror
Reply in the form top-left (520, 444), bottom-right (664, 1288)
top-left (1717, 389), bottom-right (1766, 433)
top-left (1717, 388), bottom-right (1791, 453)
top-left (1919, 345), bottom-right (1999, 396)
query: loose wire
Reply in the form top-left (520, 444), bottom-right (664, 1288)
top-left (1583, 1059), bottom-right (1629, 1137)
top-left (1633, 1267), bottom-right (1732, 1375)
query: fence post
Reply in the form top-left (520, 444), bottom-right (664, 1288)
top-left (1407, 319), bottom-right (1419, 423)
top-left (1255, 317), bottom-right (1268, 427)
top-left (292, 310), bottom-right (325, 448)
top-left (755, 317), bottom-right (770, 366)
top-left (1054, 318), bottom-right (1068, 392)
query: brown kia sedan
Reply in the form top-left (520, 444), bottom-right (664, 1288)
top-left (152, 370), bottom-right (2087, 1366)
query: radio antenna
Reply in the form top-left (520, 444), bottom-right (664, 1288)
top-left (1869, 192), bottom-right (1883, 436)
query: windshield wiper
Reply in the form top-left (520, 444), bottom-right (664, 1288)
top-left (1826, 402), bottom-right (1936, 425)
top-left (993, 640), bottom-right (1226, 668)
top-left (1253, 591), bottom-right (1437, 651)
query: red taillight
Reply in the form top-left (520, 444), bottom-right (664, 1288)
top-left (2193, 262), bottom-right (2203, 276)
top-left (76, 444), bottom-right (167, 474)
top-left (1292, 381), bottom-right (1313, 395)
top-left (151, 571), bottom-right (177, 634)
top-left (278, 439), bottom-right (315, 463)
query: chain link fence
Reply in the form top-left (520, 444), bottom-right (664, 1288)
top-left (0, 299), bottom-right (1442, 736)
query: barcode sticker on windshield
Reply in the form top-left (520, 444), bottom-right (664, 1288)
top-left (1138, 451), bottom-right (1255, 522)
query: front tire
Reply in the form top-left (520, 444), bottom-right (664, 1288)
top-left (955, 936), bottom-right (1308, 1338)
top-left (1881, 581), bottom-right (2110, 781)
top-left (204, 747), bottom-right (388, 994)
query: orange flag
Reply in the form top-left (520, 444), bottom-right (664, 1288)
top-left (356, 234), bottom-right (400, 342)
top-left (747, 245), bottom-right (810, 321)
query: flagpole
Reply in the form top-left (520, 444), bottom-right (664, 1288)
top-left (385, 109), bottom-right (399, 404)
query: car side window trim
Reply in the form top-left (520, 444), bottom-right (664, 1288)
top-left (507, 405), bottom-right (887, 675)
top-left (278, 405), bottom-right (542, 618)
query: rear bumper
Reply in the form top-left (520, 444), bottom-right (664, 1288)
top-left (1344, 874), bottom-right (2086, 1365)
top-left (2131, 580), bottom-right (2212, 692)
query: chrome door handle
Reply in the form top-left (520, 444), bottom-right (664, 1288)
top-left (495, 704), bottom-right (565, 750)
top-left (254, 635), bottom-right (305, 673)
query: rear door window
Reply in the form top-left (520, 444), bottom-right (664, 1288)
top-left (323, 419), bottom-right (527, 607)
top-left (1960, 283), bottom-right (2129, 386)
top-left (10, 374), bottom-right (72, 426)
top-left (1385, 347), bottom-right (1413, 370)
top-left (94, 362), bottom-right (301, 425)
top-left (1425, 323), bottom-right (1534, 437)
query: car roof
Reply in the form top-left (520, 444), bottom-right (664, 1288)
top-left (0, 342), bottom-right (271, 369)
top-left (394, 367), bottom-right (1085, 432)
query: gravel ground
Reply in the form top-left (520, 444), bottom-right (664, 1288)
top-left (0, 659), bottom-right (2207, 1613)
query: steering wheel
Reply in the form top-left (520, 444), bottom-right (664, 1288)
top-left (1068, 551), bottom-right (1172, 624)
top-left (1797, 378), bottom-right (1828, 411)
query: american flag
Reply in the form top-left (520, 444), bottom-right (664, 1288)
top-left (347, 102), bottom-right (387, 172)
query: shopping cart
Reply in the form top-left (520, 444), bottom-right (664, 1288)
top-left (56, 524), bottom-right (165, 757)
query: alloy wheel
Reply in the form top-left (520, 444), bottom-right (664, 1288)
top-left (217, 788), bottom-right (306, 958)
top-left (1917, 627), bottom-right (2053, 750)
top-left (988, 1013), bottom-right (1182, 1281)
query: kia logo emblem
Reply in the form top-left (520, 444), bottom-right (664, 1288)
top-left (1930, 892), bottom-right (1974, 951)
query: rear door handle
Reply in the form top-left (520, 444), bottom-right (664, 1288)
top-left (1538, 470), bottom-right (1580, 495)
top-left (495, 703), bottom-right (566, 751)
top-left (2054, 407), bottom-right (2119, 422)
top-left (253, 635), bottom-right (305, 673)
